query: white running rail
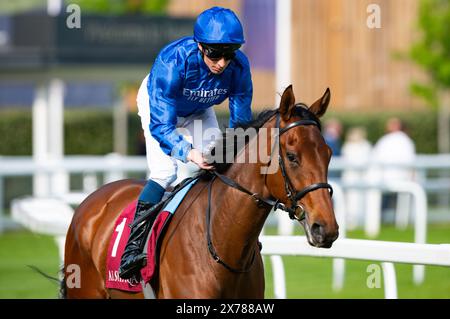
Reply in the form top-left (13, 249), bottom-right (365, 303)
top-left (260, 235), bottom-right (450, 299)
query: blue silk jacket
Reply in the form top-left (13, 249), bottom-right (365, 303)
top-left (147, 36), bottom-right (253, 163)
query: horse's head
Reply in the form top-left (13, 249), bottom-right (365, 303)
top-left (266, 85), bottom-right (339, 248)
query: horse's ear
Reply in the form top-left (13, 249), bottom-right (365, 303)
top-left (309, 88), bottom-right (331, 118)
top-left (279, 85), bottom-right (296, 121)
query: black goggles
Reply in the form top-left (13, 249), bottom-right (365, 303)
top-left (200, 43), bottom-right (241, 61)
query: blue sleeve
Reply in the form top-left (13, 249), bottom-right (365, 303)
top-left (148, 56), bottom-right (192, 163)
top-left (228, 60), bottom-right (253, 128)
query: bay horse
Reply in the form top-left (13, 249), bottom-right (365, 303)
top-left (62, 85), bottom-right (339, 298)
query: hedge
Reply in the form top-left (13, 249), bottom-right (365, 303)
top-left (0, 110), bottom-right (33, 156)
top-left (0, 108), bottom-right (439, 156)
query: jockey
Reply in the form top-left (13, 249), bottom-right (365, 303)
top-left (119, 6), bottom-right (253, 279)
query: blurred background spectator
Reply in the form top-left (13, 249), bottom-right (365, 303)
top-left (367, 117), bottom-right (417, 229)
top-left (323, 118), bottom-right (343, 157)
top-left (341, 127), bottom-right (372, 230)
top-left (324, 118), bottom-right (343, 179)
top-left (371, 117), bottom-right (416, 182)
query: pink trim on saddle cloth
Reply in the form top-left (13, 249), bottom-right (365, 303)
top-left (105, 179), bottom-right (197, 292)
top-left (105, 200), bottom-right (142, 292)
top-left (105, 203), bottom-right (172, 292)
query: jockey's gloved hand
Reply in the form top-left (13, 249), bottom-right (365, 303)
top-left (187, 148), bottom-right (214, 170)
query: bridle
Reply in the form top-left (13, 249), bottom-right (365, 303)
top-left (274, 113), bottom-right (333, 220)
top-left (206, 111), bottom-right (333, 272)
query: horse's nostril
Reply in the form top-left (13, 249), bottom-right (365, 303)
top-left (311, 222), bottom-right (325, 241)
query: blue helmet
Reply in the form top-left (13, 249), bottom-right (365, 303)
top-left (194, 7), bottom-right (245, 44)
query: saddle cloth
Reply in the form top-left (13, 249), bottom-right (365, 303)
top-left (105, 178), bottom-right (198, 292)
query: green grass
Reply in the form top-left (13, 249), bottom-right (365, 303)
top-left (263, 223), bottom-right (450, 298)
top-left (0, 225), bottom-right (449, 299)
top-left (0, 231), bottom-right (60, 299)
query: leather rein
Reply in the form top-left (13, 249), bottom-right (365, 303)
top-left (206, 112), bottom-right (333, 272)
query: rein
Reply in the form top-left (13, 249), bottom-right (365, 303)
top-left (205, 112), bottom-right (333, 273)
top-left (205, 175), bottom-right (256, 273)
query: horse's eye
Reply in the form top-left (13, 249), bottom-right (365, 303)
top-left (286, 152), bottom-right (299, 164)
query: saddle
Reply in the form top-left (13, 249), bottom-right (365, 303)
top-left (130, 176), bottom-right (198, 229)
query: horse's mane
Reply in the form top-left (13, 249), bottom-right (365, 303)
top-left (197, 103), bottom-right (321, 179)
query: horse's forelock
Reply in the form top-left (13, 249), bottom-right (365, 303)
top-left (291, 103), bottom-right (322, 131)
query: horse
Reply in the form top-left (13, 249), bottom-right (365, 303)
top-left (62, 85), bottom-right (339, 298)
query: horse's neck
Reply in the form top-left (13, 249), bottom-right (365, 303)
top-left (209, 122), bottom-right (275, 267)
top-left (210, 166), bottom-right (270, 268)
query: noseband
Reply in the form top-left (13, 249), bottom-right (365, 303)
top-left (206, 111), bottom-right (333, 272)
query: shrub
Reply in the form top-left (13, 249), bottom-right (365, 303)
top-left (0, 108), bottom-right (438, 156)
